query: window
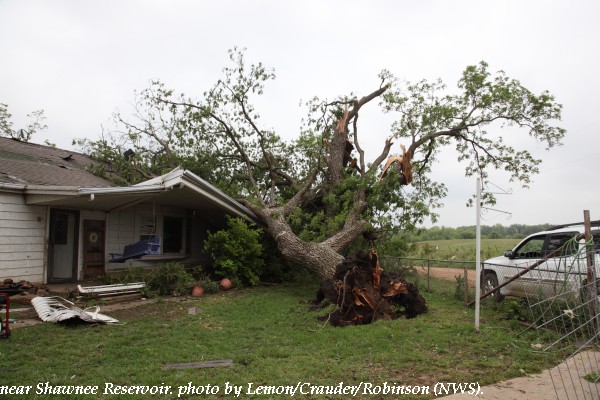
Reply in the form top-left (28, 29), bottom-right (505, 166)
top-left (139, 214), bottom-right (156, 241)
top-left (163, 216), bottom-right (184, 254)
top-left (135, 212), bottom-right (187, 256)
top-left (546, 232), bottom-right (579, 256)
top-left (592, 230), bottom-right (600, 253)
top-left (514, 235), bottom-right (545, 259)
top-left (51, 213), bottom-right (70, 245)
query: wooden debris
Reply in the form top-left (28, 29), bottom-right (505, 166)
top-left (378, 144), bottom-right (413, 184)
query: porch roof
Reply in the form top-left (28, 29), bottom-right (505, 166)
top-left (3, 167), bottom-right (257, 223)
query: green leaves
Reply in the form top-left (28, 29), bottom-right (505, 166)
top-left (381, 60), bottom-right (565, 207)
top-left (203, 216), bottom-right (265, 286)
top-left (77, 50), bottom-right (565, 262)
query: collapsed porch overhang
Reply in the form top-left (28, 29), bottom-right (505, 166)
top-left (6, 167), bottom-right (257, 224)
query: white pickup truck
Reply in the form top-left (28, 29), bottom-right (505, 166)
top-left (481, 223), bottom-right (600, 302)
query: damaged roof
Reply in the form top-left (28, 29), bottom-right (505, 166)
top-left (0, 137), bottom-right (113, 187)
top-left (0, 138), bottom-right (256, 224)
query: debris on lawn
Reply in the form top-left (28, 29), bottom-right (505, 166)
top-left (164, 359), bottom-right (233, 370)
top-left (313, 248), bottom-right (427, 326)
top-left (188, 306), bottom-right (202, 315)
top-left (31, 296), bottom-right (119, 324)
top-left (77, 282), bottom-right (146, 304)
top-left (1, 279), bottom-right (49, 297)
top-left (77, 282), bottom-right (146, 296)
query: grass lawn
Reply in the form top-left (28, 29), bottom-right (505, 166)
top-left (0, 276), bottom-right (571, 399)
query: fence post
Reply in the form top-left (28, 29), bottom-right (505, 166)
top-left (464, 267), bottom-right (469, 305)
top-left (584, 210), bottom-right (598, 338)
top-left (427, 259), bottom-right (431, 291)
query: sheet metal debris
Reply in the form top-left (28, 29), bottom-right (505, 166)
top-left (31, 296), bottom-right (118, 324)
top-left (77, 282), bottom-right (146, 297)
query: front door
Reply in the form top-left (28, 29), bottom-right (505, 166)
top-left (83, 219), bottom-right (105, 280)
top-left (48, 209), bottom-right (79, 282)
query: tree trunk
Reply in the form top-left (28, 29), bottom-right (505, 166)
top-left (274, 230), bottom-right (344, 280)
top-left (242, 204), bottom-right (364, 280)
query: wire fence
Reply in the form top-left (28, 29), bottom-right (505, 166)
top-left (380, 256), bottom-right (477, 301)
top-left (383, 235), bottom-right (600, 399)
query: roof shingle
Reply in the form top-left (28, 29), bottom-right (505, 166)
top-left (0, 137), bottom-right (114, 187)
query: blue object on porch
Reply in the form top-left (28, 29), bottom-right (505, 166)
top-left (109, 236), bottom-right (161, 263)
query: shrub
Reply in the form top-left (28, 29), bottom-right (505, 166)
top-left (454, 274), bottom-right (466, 302)
top-left (99, 267), bottom-right (148, 285)
top-left (197, 278), bottom-right (220, 294)
top-left (260, 233), bottom-right (298, 283)
top-left (145, 262), bottom-right (195, 296)
top-left (98, 263), bottom-right (195, 296)
top-left (204, 216), bottom-right (265, 286)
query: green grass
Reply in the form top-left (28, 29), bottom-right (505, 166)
top-left (0, 276), bottom-right (573, 399)
top-left (405, 238), bottom-right (520, 262)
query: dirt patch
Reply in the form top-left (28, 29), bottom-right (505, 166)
top-left (415, 266), bottom-right (476, 285)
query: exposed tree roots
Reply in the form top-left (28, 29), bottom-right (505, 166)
top-left (313, 249), bottom-right (427, 327)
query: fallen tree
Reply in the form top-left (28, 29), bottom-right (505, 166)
top-left (80, 48), bottom-right (566, 292)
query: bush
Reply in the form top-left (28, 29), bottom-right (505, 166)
top-left (454, 274), bottom-right (466, 302)
top-left (197, 278), bottom-right (220, 294)
top-left (99, 267), bottom-right (148, 285)
top-left (204, 216), bottom-right (265, 286)
top-left (98, 263), bottom-right (195, 296)
top-left (145, 262), bottom-right (195, 296)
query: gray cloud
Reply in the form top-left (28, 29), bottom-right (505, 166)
top-left (1, 0), bottom-right (598, 226)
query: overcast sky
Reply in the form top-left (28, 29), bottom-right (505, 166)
top-left (1, 1), bottom-right (599, 228)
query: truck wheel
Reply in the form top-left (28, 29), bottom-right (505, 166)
top-left (482, 271), bottom-right (504, 302)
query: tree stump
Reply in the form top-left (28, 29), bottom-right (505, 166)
top-left (314, 249), bottom-right (427, 326)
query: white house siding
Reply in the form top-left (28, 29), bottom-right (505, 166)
top-left (0, 192), bottom-right (47, 282)
top-left (105, 210), bottom-right (136, 268)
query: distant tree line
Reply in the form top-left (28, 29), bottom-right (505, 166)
top-left (400, 223), bottom-right (553, 242)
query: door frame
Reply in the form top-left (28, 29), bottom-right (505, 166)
top-left (47, 208), bottom-right (80, 283)
top-left (83, 219), bottom-right (106, 280)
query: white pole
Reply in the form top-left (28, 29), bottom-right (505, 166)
top-left (475, 177), bottom-right (481, 332)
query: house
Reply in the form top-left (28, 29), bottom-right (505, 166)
top-left (0, 137), bottom-right (256, 283)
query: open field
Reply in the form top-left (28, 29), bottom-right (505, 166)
top-left (406, 238), bottom-right (520, 262)
top-left (0, 276), bottom-right (574, 399)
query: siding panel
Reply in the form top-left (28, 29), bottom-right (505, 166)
top-left (0, 193), bottom-right (46, 282)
